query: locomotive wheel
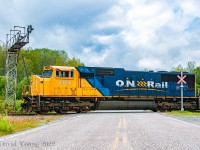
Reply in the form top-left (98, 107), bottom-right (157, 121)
top-left (79, 106), bottom-right (90, 113)
top-left (159, 109), bottom-right (166, 112)
top-left (152, 109), bottom-right (158, 112)
top-left (35, 110), bottom-right (48, 115)
top-left (35, 110), bottom-right (42, 114)
top-left (76, 110), bottom-right (81, 113)
top-left (55, 110), bottom-right (68, 114)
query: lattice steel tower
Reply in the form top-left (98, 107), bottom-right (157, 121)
top-left (5, 25), bottom-right (33, 110)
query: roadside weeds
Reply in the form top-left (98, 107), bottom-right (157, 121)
top-left (0, 114), bottom-right (58, 136)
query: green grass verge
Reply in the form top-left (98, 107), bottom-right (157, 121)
top-left (168, 110), bottom-right (200, 116)
top-left (0, 117), bottom-right (14, 135)
top-left (0, 115), bottom-right (57, 136)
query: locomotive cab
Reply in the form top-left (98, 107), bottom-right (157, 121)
top-left (23, 66), bottom-right (77, 97)
top-left (22, 66), bottom-right (97, 113)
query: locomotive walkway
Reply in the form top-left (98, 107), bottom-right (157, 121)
top-left (0, 111), bottom-right (200, 150)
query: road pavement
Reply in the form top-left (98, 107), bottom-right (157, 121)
top-left (0, 111), bottom-right (200, 150)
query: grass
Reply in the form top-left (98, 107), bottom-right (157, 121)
top-left (0, 115), bottom-right (58, 136)
top-left (0, 100), bottom-right (23, 114)
top-left (0, 100), bottom-right (59, 136)
top-left (0, 116), bottom-right (14, 135)
top-left (167, 110), bottom-right (200, 116)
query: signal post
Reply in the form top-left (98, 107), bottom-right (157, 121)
top-left (177, 72), bottom-right (187, 111)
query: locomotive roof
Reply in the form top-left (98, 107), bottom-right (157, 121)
top-left (46, 66), bottom-right (75, 70)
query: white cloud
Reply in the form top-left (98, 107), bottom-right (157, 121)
top-left (79, 0), bottom-right (200, 70)
top-left (138, 58), bottom-right (162, 70)
top-left (81, 47), bottom-right (108, 65)
top-left (0, 0), bottom-right (200, 71)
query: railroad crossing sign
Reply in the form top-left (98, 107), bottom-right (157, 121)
top-left (177, 72), bottom-right (186, 111)
top-left (177, 74), bottom-right (187, 84)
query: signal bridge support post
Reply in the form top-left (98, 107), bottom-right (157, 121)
top-left (5, 25), bottom-right (33, 110)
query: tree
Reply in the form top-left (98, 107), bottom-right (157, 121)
top-left (194, 66), bottom-right (200, 90)
top-left (16, 48), bottom-right (84, 82)
top-left (0, 46), bottom-right (6, 76)
top-left (171, 64), bottom-right (184, 72)
top-left (186, 61), bottom-right (196, 73)
top-left (0, 76), bottom-right (6, 99)
top-left (16, 77), bottom-right (29, 99)
top-left (67, 57), bottom-right (84, 67)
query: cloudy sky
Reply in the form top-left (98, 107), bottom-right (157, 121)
top-left (0, 0), bottom-right (200, 71)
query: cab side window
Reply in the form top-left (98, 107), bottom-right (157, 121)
top-left (56, 70), bottom-right (59, 77)
top-left (64, 71), bottom-right (69, 77)
top-left (56, 70), bottom-right (72, 78)
top-left (70, 70), bottom-right (74, 78)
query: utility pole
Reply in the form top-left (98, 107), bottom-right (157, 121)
top-left (5, 25), bottom-right (33, 110)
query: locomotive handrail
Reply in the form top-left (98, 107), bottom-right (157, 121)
top-left (35, 79), bottom-right (40, 107)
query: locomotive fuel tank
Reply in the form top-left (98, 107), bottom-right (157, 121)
top-left (99, 99), bottom-right (156, 110)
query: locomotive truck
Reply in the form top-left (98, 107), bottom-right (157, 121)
top-left (21, 66), bottom-right (199, 113)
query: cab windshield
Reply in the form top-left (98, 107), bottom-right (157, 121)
top-left (43, 70), bottom-right (53, 78)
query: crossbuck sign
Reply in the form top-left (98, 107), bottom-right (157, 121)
top-left (177, 74), bottom-right (187, 84)
top-left (177, 72), bottom-right (186, 111)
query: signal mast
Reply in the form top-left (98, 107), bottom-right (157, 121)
top-left (5, 25), bottom-right (33, 110)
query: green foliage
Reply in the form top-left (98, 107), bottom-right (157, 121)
top-left (171, 61), bottom-right (196, 73)
top-left (196, 84), bottom-right (200, 90)
top-left (0, 100), bottom-right (22, 114)
top-left (0, 117), bottom-right (14, 134)
top-left (0, 46), bottom-right (6, 76)
top-left (171, 64), bottom-right (184, 72)
top-left (15, 100), bottom-right (23, 113)
top-left (186, 61), bottom-right (196, 73)
top-left (67, 57), bottom-right (84, 67)
top-left (0, 115), bottom-right (57, 136)
top-left (17, 48), bottom-right (84, 81)
top-left (16, 78), bottom-right (29, 99)
top-left (0, 76), bottom-right (5, 100)
top-left (194, 66), bottom-right (200, 89)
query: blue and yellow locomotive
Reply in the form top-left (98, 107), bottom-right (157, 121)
top-left (21, 66), bottom-right (198, 113)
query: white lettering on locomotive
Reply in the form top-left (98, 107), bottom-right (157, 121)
top-left (58, 80), bottom-right (70, 85)
top-left (116, 80), bottom-right (168, 88)
top-left (126, 80), bottom-right (135, 87)
top-left (116, 80), bottom-right (124, 87)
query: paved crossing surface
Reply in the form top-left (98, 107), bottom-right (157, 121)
top-left (0, 111), bottom-right (200, 150)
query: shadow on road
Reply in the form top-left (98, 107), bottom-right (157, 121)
top-left (87, 110), bottom-right (155, 114)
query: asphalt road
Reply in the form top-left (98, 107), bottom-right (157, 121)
top-left (0, 111), bottom-right (200, 150)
